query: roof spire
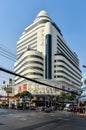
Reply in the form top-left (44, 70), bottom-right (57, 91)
top-left (37, 10), bottom-right (48, 17)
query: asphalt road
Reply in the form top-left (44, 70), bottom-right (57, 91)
top-left (0, 109), bottom-right (86, 130)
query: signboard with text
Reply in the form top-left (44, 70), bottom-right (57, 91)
top-left (18, 84), bottom-right (28, 93)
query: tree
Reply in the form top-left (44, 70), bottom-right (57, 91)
top-left (59, 92), bottom-right (66, 101)
top-left (66, 93), bottom-right (71, 100)
top-left (15, 93), bottom-right (21, 97)
top-left (15, 91), bottom-right (33, 110)
top-left (59, 91), bottom-right (76, 101)
top-left (70, 92), bottom-right (77, 100)
top-left (15, 91), bottom-right (33, 99)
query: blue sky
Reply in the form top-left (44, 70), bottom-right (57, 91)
top-left (0, 0), bottom-right (86, 86)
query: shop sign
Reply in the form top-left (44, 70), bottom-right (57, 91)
top-left (18, 84), bottom-right (27, 93)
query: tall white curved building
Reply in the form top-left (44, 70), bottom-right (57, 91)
top-left (14, 10), bottom-right (82, 95)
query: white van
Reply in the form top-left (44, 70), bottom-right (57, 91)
top-left (64, 103), bottom-right (71, 110)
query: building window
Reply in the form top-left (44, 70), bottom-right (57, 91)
top-left (45, 34), bottom-right (52, 79)
top-left (54, 65), bottom-right (56, 68)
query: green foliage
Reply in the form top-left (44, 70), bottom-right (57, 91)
top-left (15, 91), bottom-right (33, 98)
top-left (70, 92), bottom-right (76, 100)
top-left (15, 93), bottom-right (21, 97)
top-left (71, 91), bottom-right (78, 95)
top-left (59, 91), bottom-right (76, 101)
top-left (66, 93), bottom-right (71, 100)
top-left (59, 92), bottom-right (66, 99)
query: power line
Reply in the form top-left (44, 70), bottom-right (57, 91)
top-left (0, 45), bottom-right (81, 96)
top-left (0, 52), bottom-right (16, 62)
top-left (0, 66), bottom-right (78, 95)
top-left (0, 43), bottom-right (16, 55)
top-left (0, 49), bottom-right (16, 59)
top-left (0, 75), bottom-right (9, 80)
top-left (0, 43), bottom-right (16, 62)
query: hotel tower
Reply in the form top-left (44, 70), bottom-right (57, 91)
top-left (14, 10), bottom-right (82, 95)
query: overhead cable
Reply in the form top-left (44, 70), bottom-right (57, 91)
top-left (0, 66), bottom-right (78, 95)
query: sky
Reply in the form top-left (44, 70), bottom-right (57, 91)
top-left (0, 0), bottom-right (86, 87)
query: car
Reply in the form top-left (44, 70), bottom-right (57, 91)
top-left (67, 104), bottom-right (78, 112)
top-left (67, 106), bottom-right (74, 112)
top-left (64, 107), bottom-right (69, 111)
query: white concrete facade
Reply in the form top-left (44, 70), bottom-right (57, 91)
top-left (14, 10), bottom-right (82, 95)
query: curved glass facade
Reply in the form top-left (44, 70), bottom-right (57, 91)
top-left (45, 34), bottom-right (52, 79)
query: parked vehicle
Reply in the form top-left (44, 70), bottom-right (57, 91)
top-left (67, 106), bottom-right (74, 112)
top-left (64, 103), bottom-right (78, 112)
top-left (64, 103), bottom-right (71, 111)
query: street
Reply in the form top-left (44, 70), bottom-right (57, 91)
top-left (0, 109), bottom-right (86, 130)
